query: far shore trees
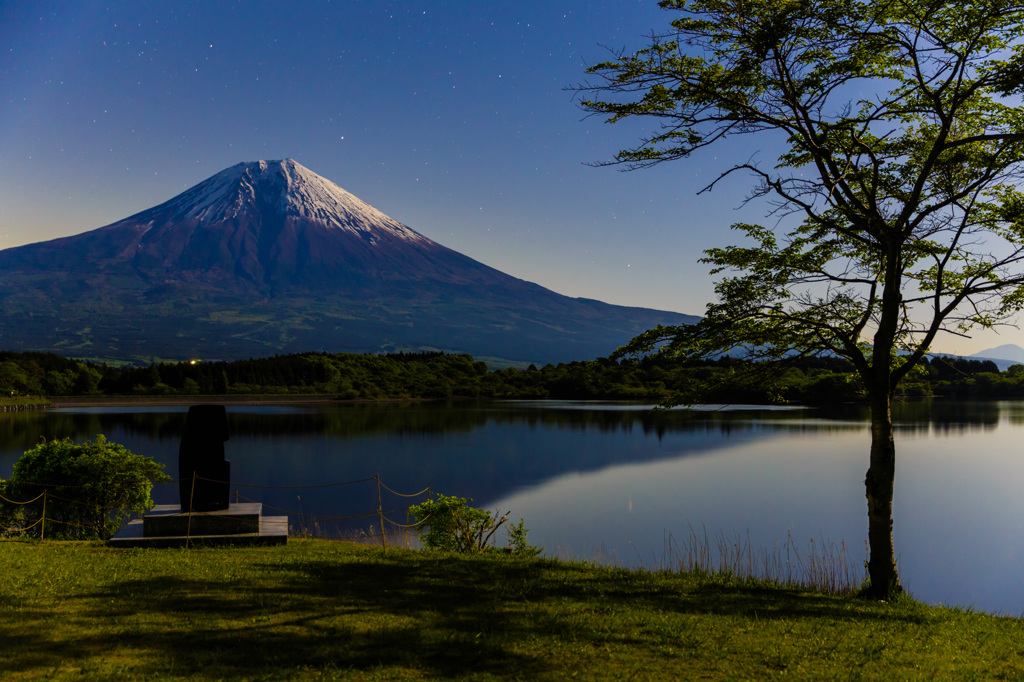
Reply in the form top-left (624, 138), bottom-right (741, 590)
top-left (578, 0), bottom-right (1024, 597)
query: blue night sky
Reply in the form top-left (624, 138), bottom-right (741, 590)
top-left (0, 0), bottom-right (1007, 355)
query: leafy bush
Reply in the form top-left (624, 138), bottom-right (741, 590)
top-left (506, 517), bottom-right (543, 558)
top-left (2, 435), bottom-right (171, 540)
top-left (410, 493), bottom-right (541, 556)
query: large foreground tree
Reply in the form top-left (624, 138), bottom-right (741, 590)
top-left (578, 0), bottom-right (1024, 597)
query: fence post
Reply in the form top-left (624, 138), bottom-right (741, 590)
top-left (186, 472), bottom-right (196, 549)
top-left (41, 490), bottom-right (46, 541)
top-left (376, 473), bottom-right (385, 552)
top-left (235, 489), bottom-right (239, 505)
top-left (405, 506), bottom-right (410, 549)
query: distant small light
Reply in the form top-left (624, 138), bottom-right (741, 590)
top-left (190, 360), bottom-right (196, 364)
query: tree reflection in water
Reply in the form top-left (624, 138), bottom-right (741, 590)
top-left (0, 399), bottom-right (1007, 536)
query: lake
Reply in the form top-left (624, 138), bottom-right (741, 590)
top-left (1, 399), bottom-right (1022, 615)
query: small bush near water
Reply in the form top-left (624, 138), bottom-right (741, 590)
top-left (0, 435), bottom-right (170, 540)
top-left (283, 492), bottom-right (543, 558)
top-left (409, 493), bottom-right (543, 557)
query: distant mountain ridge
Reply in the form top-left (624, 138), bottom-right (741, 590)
top-left (0, 159), bottom-right (695, 363)
top-left (969, 344), bottom-right (1024, 366)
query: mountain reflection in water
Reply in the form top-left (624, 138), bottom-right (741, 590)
top-left (2, 399), bottom-right (1022, 615)
top-left (0, 400), bottom-right (1005, 511)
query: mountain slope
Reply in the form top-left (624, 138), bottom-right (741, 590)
top-left (970, 344), bottom-right (1024, 364)
top-left (0, 159), bottom-right (695, 363)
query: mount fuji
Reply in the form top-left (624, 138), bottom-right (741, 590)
top-left (0, 159), bottom-right (695, 364)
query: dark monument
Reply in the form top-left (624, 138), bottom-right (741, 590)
top-left (108, 403), bottom-right (287, 547)
top-left (178, 405), bottom-right (231, 512)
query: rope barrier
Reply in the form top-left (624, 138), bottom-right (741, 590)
top-left (1, 516), bottom-right (105, 534)
top-left (0, 517), bottom-right (44, 532)
top-left (235, 493), bottom-right (300, 515)
top-left (0, 491), bottom-right (44, 505)
top-left (289, 507), bottom-right (413, 523)
top-left (234, 493), bottom-right (374, 521)
top-left (196, 475), bottom-right (376, 489)
top-left (39, 492), bottom-right (99, 507)
top-left (5, 480), bottom-right (96, 490)
top-left (8, 478), bottom-right (185, 489)
top-left (42, 516), bottom-right (107, 531)
top-left (5, 475), bottom-right (418, 497)
top-left (2, 474), bottom-right (436, 543)
top-left (285, 510), bottom-right (383, 523)
top-left (379, 514), bottom-right (430, 529)
top-left (378, 482), bottom-right (431, 498)
top-left (177, 498), bottom-right (411, 525)
top-left (235, 493), bottom-right (319, 517)
top-left (1, 492), bottom-right (425, 520)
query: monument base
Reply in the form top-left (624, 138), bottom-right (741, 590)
top-left (108, 503), bottom-right (288, 548)
top-left (144, 502), bottom-right (262, 536)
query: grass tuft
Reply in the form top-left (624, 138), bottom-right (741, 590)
top-left (663, 526), bottom-right (866, 595)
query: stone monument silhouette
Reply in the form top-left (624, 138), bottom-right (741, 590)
top-left (178, 405), bottom-right (231, 512)
top-left (108, 404), bottom-right (287, 547)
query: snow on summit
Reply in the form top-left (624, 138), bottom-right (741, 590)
top-left (146, 159), bottom-right (428, 243)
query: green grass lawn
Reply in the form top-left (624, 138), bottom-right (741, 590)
top-left (2, 539), bottom-right (1023, 681)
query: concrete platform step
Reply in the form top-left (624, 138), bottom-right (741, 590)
top-left (108, 515), bottom-right (288, 548)
top-left (143, 503), bottom-right (262, 537)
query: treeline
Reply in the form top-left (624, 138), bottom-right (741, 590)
top-left (0, 349), bottom-right (1017, 402)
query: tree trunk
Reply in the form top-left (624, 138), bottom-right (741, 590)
top-left (865, 389), bottom-right (902, 598)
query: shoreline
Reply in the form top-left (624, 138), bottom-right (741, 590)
top-left (46, 395), bottom-right (427, 408)
top-left (0, 391), bottom-right (974, 405)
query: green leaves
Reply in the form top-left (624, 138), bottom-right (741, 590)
top-left (5, 435), bottom-right (171, 540)
top-left (409, 493), bottom-right (540, 556)
top-left (583, 0), bottom-right (1024, 396)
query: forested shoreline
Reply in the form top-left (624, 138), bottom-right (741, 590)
top-left (0, 349), bottom-right (1018, 403)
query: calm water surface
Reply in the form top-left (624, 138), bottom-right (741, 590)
top-left (1, 399), bottom-right (1021, 615)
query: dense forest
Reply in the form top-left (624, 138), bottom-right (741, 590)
top-left (0, 349), bottom-right (1017, 403)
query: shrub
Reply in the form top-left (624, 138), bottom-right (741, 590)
top-left (410, 493), bottom-right (541, 556)
top-left (2, 435), bottom-right (171, 540)
top-left (506, 518), bottom-right (543, 558)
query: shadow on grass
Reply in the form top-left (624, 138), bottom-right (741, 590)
top-left (0, 547), bottom-right (932, 680)
top-left (3, 554), bottom-right (554, 679)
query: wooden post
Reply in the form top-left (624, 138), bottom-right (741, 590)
top-left (186, 472), bottom-right (196, 549)
top-left (235, 489), bottom-right (239, 505)
top-left (41, 490), bottom-right (46, 541)
top-left (376, 473), bottom-right (385, 552)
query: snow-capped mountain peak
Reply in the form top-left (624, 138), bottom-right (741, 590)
top-left (0, 157), bottom-right (695, 365)
top-left (144, 159), bottom-right (428, 244)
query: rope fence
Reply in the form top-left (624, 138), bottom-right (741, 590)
top-left (43, 516), bottom-right (108, 531)
top-left (0, 471), bottom-right (434, 549)
top-left (9, 478), bottom-right (186, 489)
top-left (194, 475), bottom-right (377, 489)
top-left (379, 482), bottom-right (431, 498)
top-left (234, 493), bottom-right (415, 524)
top-left (0, 491), bottom-right (45, 505)
top-left (0, 516), bottom-right (44, 533)
top-left (41, 491), bottom-right (100, 507)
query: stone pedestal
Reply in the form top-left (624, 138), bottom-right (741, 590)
top-left (108, 502), bottom-right (288, 548)
top-left (108, 403), bottom-right (288, 549)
